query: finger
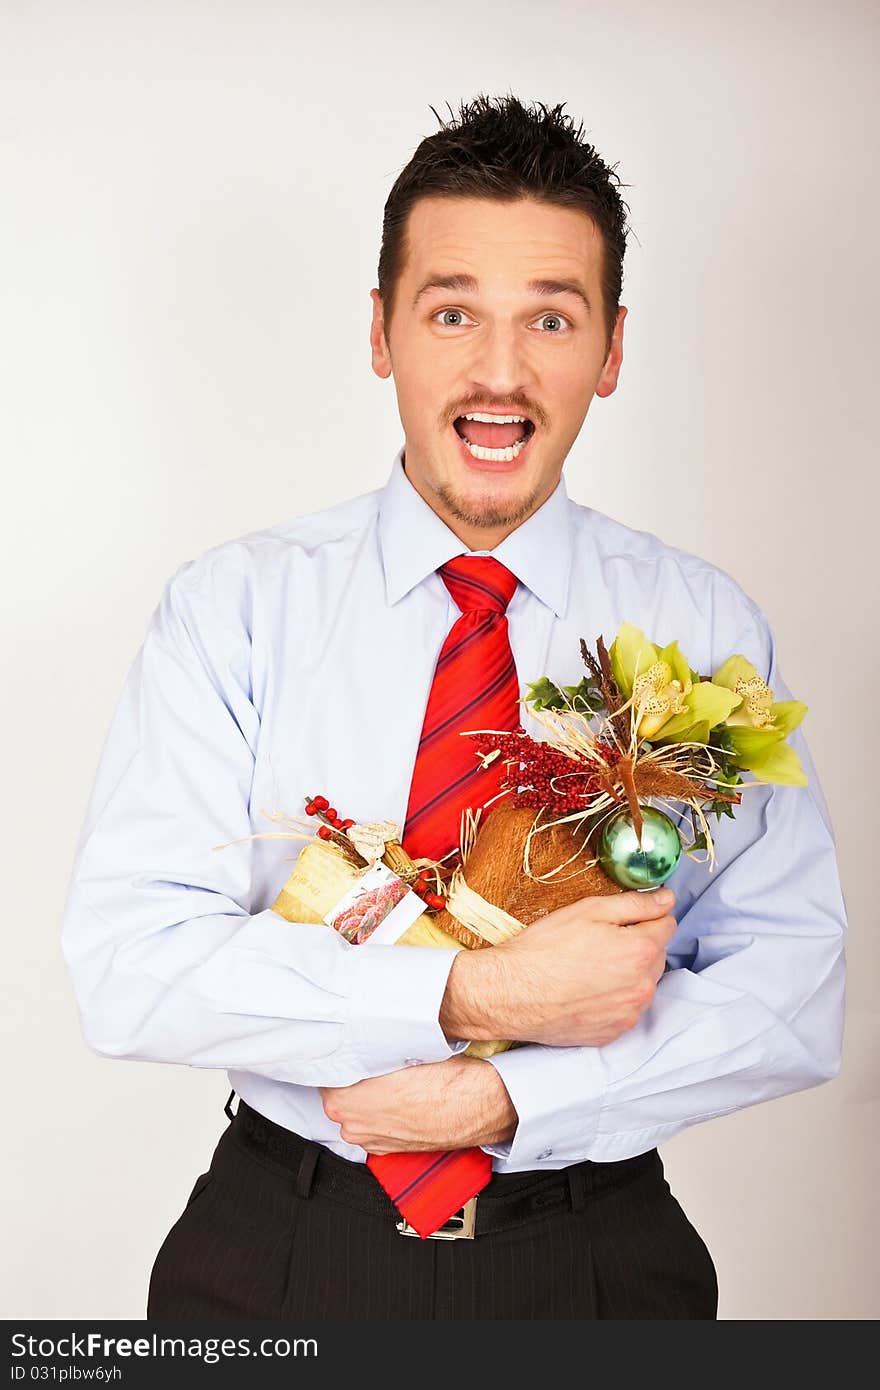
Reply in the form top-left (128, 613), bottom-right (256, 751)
top-left (591, 887), bottom-right (676, 926)
top-left (627, 914), bottom-right (679, 950)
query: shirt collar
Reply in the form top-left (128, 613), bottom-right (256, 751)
top-left (377, 445), bottom-right (573, 618)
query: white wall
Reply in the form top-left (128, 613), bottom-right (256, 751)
top-left (2, 0), bottom-right (876, 1319)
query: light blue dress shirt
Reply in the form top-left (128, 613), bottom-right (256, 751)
top-left (60, 447), bottom-right (847, 1171)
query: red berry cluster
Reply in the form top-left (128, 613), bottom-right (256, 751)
top-left (412, 868), bottom-right (445, 912)
top-left (305, 793), bottom-right (355, 841)
top-left (305, 793), bottom-right (446, 912)
top-left (466, 728), bottom-right (622, 815)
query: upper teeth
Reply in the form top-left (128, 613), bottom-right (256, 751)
top-left (463, 412), bottom-right (528, 424)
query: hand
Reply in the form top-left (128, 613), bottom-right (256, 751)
top-left (319, 1055), bottom-right (517, 1153)
top-left (440, 887), bottom-right (678, 1049)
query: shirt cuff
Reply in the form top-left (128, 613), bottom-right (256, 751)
top-left (346, 943), bottom-right (470, 1074)
top-left (480, 1044), bottom-right (606, 1166)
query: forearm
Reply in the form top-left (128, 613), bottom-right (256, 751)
top-left (62, 886), bottom-right (468, 1086)
top-left (482, 932), bottom-right (845, 1168)
top-left (61, 561), bottom-right (472, 1089)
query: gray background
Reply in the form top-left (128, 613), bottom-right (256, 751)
top-left (2, 0), bottom-right (876, 1319)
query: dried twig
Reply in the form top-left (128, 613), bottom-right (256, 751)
top-left (586, 635), bottom-right (631, 746)
top-left (326, 827), bottom-right (370, 868)
top-left (579, 637), bottom-right (605, 689)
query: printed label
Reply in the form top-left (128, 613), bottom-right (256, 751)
top-left (323, 861), bottom-right (425, 945)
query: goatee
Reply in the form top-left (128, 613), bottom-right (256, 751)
top-left (434, 480), bottom-right (545, 531)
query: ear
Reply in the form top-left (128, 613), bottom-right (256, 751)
top-left (594, 305), bottom-right (627, 399)
top-left (370, 289), bottom-right (393, 379)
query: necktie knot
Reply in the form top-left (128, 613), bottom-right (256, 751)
top-left (438, 555), bottom-right (518, 615)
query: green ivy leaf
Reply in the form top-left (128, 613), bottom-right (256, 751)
top-left (525, 677), bottom-right (567, 711)
top-left (561, 678), bottom-right (605, 714)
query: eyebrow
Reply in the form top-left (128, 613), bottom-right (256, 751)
top-left (412, 273), bottom-right (591, 315)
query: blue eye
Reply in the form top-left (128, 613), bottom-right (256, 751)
top-left (537, 313), bottom-right (570, 333)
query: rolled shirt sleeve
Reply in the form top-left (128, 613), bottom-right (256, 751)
top-left (60, 554), bottom-right (466, 1088)
top-left (482, 599), bottom-right (847, 1168)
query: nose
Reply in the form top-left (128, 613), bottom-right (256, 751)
top-left (467, 320), bottom-right (535, 403)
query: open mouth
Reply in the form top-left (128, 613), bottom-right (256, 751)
top-left (452, 412), bottom-right (536, 463)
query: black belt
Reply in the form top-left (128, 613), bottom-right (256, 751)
top-left (227, 1094), bottom-right (661, 1240)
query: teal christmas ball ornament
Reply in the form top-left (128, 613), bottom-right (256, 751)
top-left (598, 805), bottom-right (682, 889)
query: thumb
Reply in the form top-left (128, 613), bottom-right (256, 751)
top-left (598, 887), bottom-right (676, 927)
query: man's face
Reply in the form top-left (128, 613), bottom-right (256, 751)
top-left (370, 194), bottom-right (626, 549)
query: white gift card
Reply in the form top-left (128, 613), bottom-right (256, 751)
top-left (324, 860), bottom-right (426, 946)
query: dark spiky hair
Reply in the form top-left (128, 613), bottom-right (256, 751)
top-left (377, 94), bottom-right (632, 354)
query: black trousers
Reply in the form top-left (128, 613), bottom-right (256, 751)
top-left (147, 1096), bottom-right (718, 1320)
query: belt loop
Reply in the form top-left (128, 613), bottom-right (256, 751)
top-left (567, 1163), bottom-right (591, 1212)
top-left (224, 1088), bottom-right (238, 1123)
top-left (295, 1143), bottom-right (320, 1199)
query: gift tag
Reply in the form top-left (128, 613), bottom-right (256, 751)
top-left (323, 861), bottom-right (425, 946)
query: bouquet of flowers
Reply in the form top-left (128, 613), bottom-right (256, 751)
top-left (222, 622), bottom-right (808, 1058)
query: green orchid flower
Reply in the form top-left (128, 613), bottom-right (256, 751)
top-left (609, 622), bottom-right (741, 743)
top-left (712, 654), bottom-right (809, 785)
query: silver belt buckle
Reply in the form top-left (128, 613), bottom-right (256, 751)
top-left (396, 1196), bottom-right (477, 1240)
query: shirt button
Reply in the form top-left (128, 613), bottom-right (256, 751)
top-left (537, 1147), bottom-right (553, 1160)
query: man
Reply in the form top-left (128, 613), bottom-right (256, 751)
top-left (61, 95), bottom-right (846, 1320)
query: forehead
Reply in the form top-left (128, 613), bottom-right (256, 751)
top-left (400, 195), bottom-right (603, 288)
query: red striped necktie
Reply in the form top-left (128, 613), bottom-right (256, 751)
top-left (365, 554), bottom-right (521, 1238)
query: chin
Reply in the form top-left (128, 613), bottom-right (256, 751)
top-left (434, 475), bottom-right (544, 532)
